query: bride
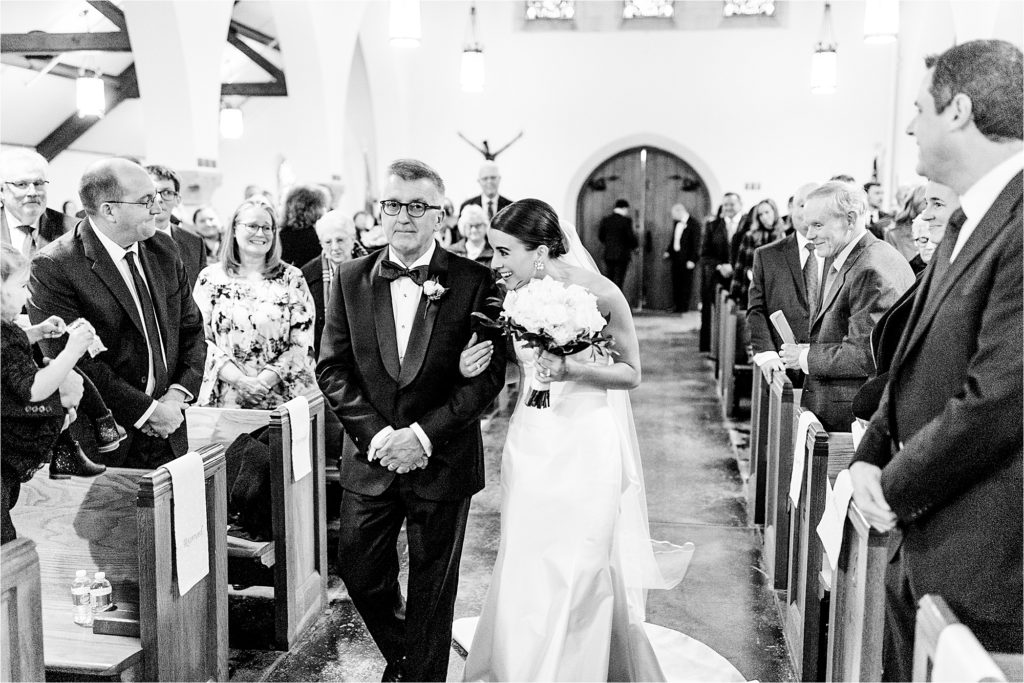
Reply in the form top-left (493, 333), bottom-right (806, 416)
top-left (456, 199), bottom-right (744, 682)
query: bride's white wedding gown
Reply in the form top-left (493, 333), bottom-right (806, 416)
top-left (459, 343), bottom-right (746, 682)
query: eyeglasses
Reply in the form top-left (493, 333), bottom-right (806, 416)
top-left (236, 222), bottom-right (275, 235)
top-left (157, 188), bottom-right (179, 201)
top-left (4, 180), bottom-right (49, 192)
top-left (380, 200), bottom-right (441, 218)
top-left (106, 195), bottom-right (158, 209)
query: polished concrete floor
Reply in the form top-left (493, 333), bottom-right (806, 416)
top-left (228, 312), bottom-right (795, 682)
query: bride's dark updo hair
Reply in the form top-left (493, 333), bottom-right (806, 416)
top-left (490, 198), bottom-right (567, 258)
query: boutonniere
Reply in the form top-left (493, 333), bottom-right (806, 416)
top-left (422, 277), bottom-right (447, 302)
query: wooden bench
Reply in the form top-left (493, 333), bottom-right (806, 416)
top-left (785, 410), bottom-right (854, 682)
top-left (2, 538), bottom-right (45, 682)
top-left (186, 393), bottom-right (328, 650)
top-left (710, 285), bottom-right (727, 365)
top-left (763, 370), bottom-right (798, 591)
top-left (746, 359), bottom-right (772, 526)
top-left (825, 500), bottom-right (889, 682)
top-left (913, 594), bottom-right (1023, 682)
top-left (10, 445), bottom-right (229, 681)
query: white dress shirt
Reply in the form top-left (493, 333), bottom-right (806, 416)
top-left (4, 207), bottom-right (38, 254)
top-left (952, 150), bottom-right (1024, 262)
top-left (725, 214), bottom-right (741, 241)
top-left (672, 218), bottom-right (688, 252)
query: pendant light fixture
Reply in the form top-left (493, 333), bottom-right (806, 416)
top-left (76, 70), bottom-right (105, 118)
top-left (390, 0), bottom-right (421, 48)
top-left (220, 102), bottom-right (244, 139)
top-left (811, 1), bottom-right (838, 94)
top-left (461, 3), bottom-right (485, 93)
top-left (863, 0), bottom-right (899, 43)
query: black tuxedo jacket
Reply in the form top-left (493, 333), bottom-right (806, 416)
top-left (665, 216), bottom-right (701, 263)
top-left (854, 174), bottom-right (1022, 626)
top-left (803, 232), bottom-right (914, 431)
top-left (746, 234), bottom-right (811, 354)
top-left (26, 220), bottom-right (207, 459)
top-left (598, 213), bottom-right (638, 261)
top-left (699, 218), bottom-right (730, 265)
top-left (459, 194), bottom-right (512, 217)
top-left (317, 247), bottom-right (506, 501)
top-left (0, 207), bottom-right (74, 251)
top-left (300, 255), bottom-right (328, 359)
top-left (168, 225), bottom-right (205, 292)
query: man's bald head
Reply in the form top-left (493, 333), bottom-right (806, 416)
top-left (79, 158), bottom-right (149, 216)
top-left (790, 182), bottom-right (819, 235)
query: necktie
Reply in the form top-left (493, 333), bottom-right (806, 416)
top-left (931, 208), bottom-right (967, 283)
top-left (378, 259), bottom-right (429, 285)
top-left (487, 200), bottom-right (495, 221)
top-left (803, 242), bottom-right (819, 318)
top-left (818, 256), bottom-right (836, 313)
top-left (15, 224), bottom-right (35, 257)
top-left (124, 252), bottom-right (168, 394)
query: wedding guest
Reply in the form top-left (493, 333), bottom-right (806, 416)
top-left (354, 209), bottom-right (387, 253)
top-left (192, 206), bottom-right (222, 264)
top-left (730, 198), bottom-right (782, 309)
top-left (663, 203), bottom-right (701, 312)
top-left (193, 200), bottom-right (317, 409)
top-left (597, 199), bottom-right (638, 291)
top-left (279, 185), bottom-right (330, 267)
top-left (883, 184), bottom-right (926, 262)
top-left (448, 204), bottom-right (493, 266)
top-left (437, 199), bottom-right (460, 249)
top-left (852, 40), bottom-right (1023, 680)
top-left (780, 181), bottom-right (914, 432)
top-left (145, 164), bottom-right (205, 290)
top-left (698, 192), bottom-right (742, 351)
top-left (864, 181), bottom-right (894, 238)
top-left (0, 148), bottom-right (74, 256)
top-left (301, 209), bottom-right (363, 358)
top-left (459, 160), bottom-right (512, 221)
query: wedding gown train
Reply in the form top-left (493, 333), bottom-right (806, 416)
top-left (458, 343), bottom-right (746, 682)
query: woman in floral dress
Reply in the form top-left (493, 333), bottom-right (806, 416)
top-left (193, 199), bottom-right (317, 409)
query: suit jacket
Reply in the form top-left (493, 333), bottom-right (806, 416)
top-left (665, 216), bottom-right (701, 264)
top-left (598, 213), bottom-right (638, 262)
top-left (746, 234), bottom-right (811, 354)
top-left (168, 225), bottom-right (205, 292)
top-left (699, 218), bottom-right (730, 265)
top-left (300, 254), bottom-right (328, 359)
top-left (0, 207), bottom-right (74, 252)
top-left (448, 239), bottom-right (494, 267)
top-left (459, 194), bottom-right (512, 217)
top-left (802, 232), bottom-right (914, 431)
top-left (854, 174), bottom-right (1023, 628)
top-left (26, 220), bottom-right (207, 460)
top-left (317, 247), bottom-right (507, 501)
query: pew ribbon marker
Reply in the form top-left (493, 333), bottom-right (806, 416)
top-left (933, 623), bottom-right (1008, 682)
top-left (816, 469), bottom-right (855, 575)
top-left (789, 411), bottom-right (819, 506)
top-left (162, 451), bottom-right (210, 596)
top-left (283, 396), bottom-right (312, 481)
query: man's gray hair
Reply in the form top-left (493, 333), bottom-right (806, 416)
top-left (0, 148), bottom-right (48, 180)
top-left (806, 181), bottom-right (869, 222)
top-left (386, 159), bottom-right (446, 198)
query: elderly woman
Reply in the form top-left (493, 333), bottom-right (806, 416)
top-left (884, 185), bottom-right (926, 262)
top-left (448, 204), bottom-right (493, 265)
top-left (193, 200), bottom-right (317, 409)
top-left (279, 185), bottom-right (331, 267)
top-left (301, 209), bottom-right (366, 357)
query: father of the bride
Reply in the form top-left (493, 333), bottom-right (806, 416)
top-left (317, 158), bottom-right (506, 682)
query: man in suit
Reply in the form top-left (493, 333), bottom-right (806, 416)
top-left (0, 148), bottom-right (75, 256)
top-left (864, 181), bottom-right (894, 238)
top-left (663, 202), bottom-right (701, 312)
top-left (145, 164), bottom-right (205, 290)
top-left (746, 182), bottom-right (818, 383)
top-left (850, 40), bottom-right (1023, 681)
top-left (780, 181), bottom-right (914, 432)
top-left (698, 192), bottom-right (742, 351)
top-left (28, 158), bottom-right (207, 469)
top-left (318, 159), bottom-right (506, 682)
top-left (459, 161), bottom-right (512, 221)
top-left (597, 198), bottom-right (637, 291)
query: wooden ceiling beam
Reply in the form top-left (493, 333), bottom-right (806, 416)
top-left (228, 20), bottom-right (279, 51)
top-left (220, 81), bottom-right (287, 97)
top-left (226, 31), bottom-right (285, 84)
top-left (1, 31), bottom-right (132, 54)
top-left (85, 1), bottom-right (127, 31)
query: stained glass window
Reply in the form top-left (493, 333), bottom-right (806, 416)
top-left (723, 0), bottom-right (776, 17)
top-left (525, 1), bottom-right (575, 21)
top-left (623, 0), bottom-right (674, 19)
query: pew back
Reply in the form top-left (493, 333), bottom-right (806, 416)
top-left (763, 370), bottom-right (797, 591)
top-left (710, 285), bottom-right (727, 364)
top-left (1, 538), bottom-right (44, 682)
top-left (747, 360), bottom-right (772, 526)
top-left (11, 445), bottom-right (229, 681)
top-left (719, 297), bottom-right (740, 418)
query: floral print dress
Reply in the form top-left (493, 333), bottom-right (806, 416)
top-left (193, 263), bottom-right (317, 409)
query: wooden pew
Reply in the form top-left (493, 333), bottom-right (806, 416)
top-left (784, 410), bottom-right (854, 682)
top-left (913, 594), bottom-right (1023, 682)
top-left (763, 370), bottom-right (798, 591)
top-left (825, 500), bottom-right (889, 682)
top-left (710, 285), bottom-right (727, 365)
top-left (10, 445), bottom-right (229, 681)
top-left (1, 538), bottom-right (45, 682)
top-left (747, 359), bottom-right (772, 526)
top-left (186, 393), bottom-right (329, 650)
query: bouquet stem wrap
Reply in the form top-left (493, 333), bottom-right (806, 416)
top-left (526, 374), bottom-right (552, 409)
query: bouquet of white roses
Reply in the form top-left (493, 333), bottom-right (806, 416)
top-left (473, 276), bottom-right (613, 408)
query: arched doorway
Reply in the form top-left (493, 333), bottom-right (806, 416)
top-left (576, 147), bottom-right (711, 310)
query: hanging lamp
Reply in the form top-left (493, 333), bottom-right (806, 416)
top-left (811, 2), bottom-right (838, 94)
top-left (220, 102), bottom-right (244, 139)
top-left (76, 70), bottom-right (105, 118)
top-left (461, 3), bottom-right (485, 93)
top-left (390, 0), bottom-right (421, 47)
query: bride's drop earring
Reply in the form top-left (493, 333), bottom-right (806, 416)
top-left (534, 260), bottom-right (544, 272)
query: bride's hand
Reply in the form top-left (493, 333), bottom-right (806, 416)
top-left (535, 350), bottom-right (569, 382)
top-left (460, 333), bottom-right (494, 378)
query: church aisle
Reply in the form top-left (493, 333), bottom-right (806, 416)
top-left (233, 312), bottom-right (793, 682)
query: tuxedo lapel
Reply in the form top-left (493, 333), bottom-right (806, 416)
top-left (80, 221), bottom-right (146, 336)
top-left (370, 253), bottom-right (401, 382)
top-left (397, 248), bottom-right (450, 389)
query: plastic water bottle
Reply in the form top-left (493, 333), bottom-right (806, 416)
top-left (90, 571), bottom-right (113, 614)
top-left (72, 570), bottom-right (93, 626)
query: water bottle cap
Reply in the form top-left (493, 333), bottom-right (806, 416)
top-left (95, 571), bottom-right (105, 580)
top-left (76, 570), bottom-right (87, 577)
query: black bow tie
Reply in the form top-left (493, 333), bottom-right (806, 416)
top-left (378, 260), bottom-right (429, 285)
